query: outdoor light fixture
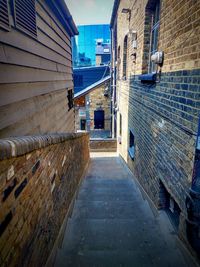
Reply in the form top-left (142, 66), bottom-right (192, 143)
top-left (86, 100), bottom-right (91, 105)
top-left (151, 51), bottom-right (164, 67)
top-left (121, 8), bottom-right (131, 20)
top-left (104, 86), bottom-right (109, 97)
top-left (129, 30), bottom-right (137, 49)
top-left (122, 8), bottom-right (131, 14)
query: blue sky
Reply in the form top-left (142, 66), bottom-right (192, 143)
top-left (65, 0), bottom-right (114, 26)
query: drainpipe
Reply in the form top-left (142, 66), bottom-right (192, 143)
top-left (186, 116), bottom-right (200, 254)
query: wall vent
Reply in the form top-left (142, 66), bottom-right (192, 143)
top-left (14, 0), bottom-right (37, 38)
top-left (0, 0), bottom-right (10, 30)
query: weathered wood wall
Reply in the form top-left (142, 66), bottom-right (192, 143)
top-left (0, 0), bottom-right (75, 137)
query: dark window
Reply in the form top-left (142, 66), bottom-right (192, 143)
top-left (119, 113), bottom-right (122, 136)
top-left (74, 75), bottom-right (83, 87)
top-left (128, 130), bottom-right (135, 160)
top-left (14, 0), bottom-right (37, 38)
top-left (149, 0), bottom-right (160, 72)
top-left (67, 89), bottom-right (74, 110)
top-left (117, 46), bottom-right (121, 79)
top-left (123, 36), bottom-right (128, 79)
top-left (0, 0), bottom-right (10, 30)
top-left (80, 119), bottom-right (86, 130)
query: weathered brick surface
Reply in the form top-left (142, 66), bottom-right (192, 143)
top-left (0, 133), bottom-right (89, 267)
top-left (111, 0), bottom-right (200, 249)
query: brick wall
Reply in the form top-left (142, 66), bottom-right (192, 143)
top-left (112, 0), bottom-right (200, 248)
top-left (75, 83), bottom-right (111, 132)
top-left (0, 133), bottom-right (89, 267)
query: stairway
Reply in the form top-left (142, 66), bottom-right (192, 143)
top-left (54, 153), bottom-right (197, 267)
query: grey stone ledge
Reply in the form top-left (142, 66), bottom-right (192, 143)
top-left (0, 133), bottom-right (89, 160)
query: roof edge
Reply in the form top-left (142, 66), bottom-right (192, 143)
top-left (57, 0), bottom-right (79, 36)
top-left (74, 76), bottom-right (111, 99)
top-left (74, 64), bottom-right (109, 71)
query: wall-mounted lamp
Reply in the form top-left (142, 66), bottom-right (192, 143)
top-left (86, 100), bottom-right (91, 105)
top-left (151, 51), bottom-right (164, 67)
top-left (104, 86), bottom-right (109, 97)
top-left (129, 30), bottom-right (137, 49)
top-left (121, 8), bottom-right (131, 20)
top-left (122, 8), bottom-right (131, 14)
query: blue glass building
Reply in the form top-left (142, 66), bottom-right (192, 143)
top-left (73, 24), bottom-right (111, 67)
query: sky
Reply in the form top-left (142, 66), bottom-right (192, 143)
top-left (65, 0), bottom-right (114, 26)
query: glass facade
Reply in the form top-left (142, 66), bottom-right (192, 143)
top-left (72, 24), bottom-right (111, 67)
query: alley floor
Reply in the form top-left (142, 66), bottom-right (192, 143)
top-left (54, 153), bottom-right (198, 267)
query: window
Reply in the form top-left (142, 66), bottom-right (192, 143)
top-left (74, 75), bottom-right (83, 87)
top-left (14, 0), bottom-right (37, 38)
top-left (67, 89), bottom-right (74, 110)
top-left (118, 114), bottom-right (122, 144)
top-left (119, 113), bottom-right (122, 136)
top-left (80, 119), bottom-right (86, 130)
top-left (0, 0), bottom-right (10, 30)
top-left (149, 0), bottom-right (160, 72)
top-left (123, 35), bottom-right (128, 79)
top-left (128, 130), bottom-right (135, 160)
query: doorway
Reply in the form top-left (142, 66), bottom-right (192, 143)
top-left (94, 110), bottom-right (104, 129)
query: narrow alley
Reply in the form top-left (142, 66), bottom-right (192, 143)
top-left (0, 0), bottom-right (200, 265)
top-left (54, 153), bottom-right (197, 267)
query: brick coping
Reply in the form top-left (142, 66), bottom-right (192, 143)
top-left (0, 133), bottom-right (88, 160)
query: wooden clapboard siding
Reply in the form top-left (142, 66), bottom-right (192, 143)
top-left (37, 1), bottom-right (71, 43)
top-left (0, 30), bottom-right (69, 65)
top-left (37, 16), bottom-right (71, 54)
top-left (37, 29), bottom-right (72, 60)
top-left (0, 64), bottom-right (72, 83)
top-left (0, 81), bottom-right (73, 106)
top-left (0, 44), bottom-right (72, 73)
top-left (0, 90), bottom-right (74, 138)
top-left (0, 0), bottom-right (75, 137)
top-left (0, 90), bottom-right (66, 129)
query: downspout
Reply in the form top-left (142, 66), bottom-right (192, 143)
top-left (110, 27), bottom-right (116, 139)
top-left (186, 116), bottom-right (200, 254)
top-left (110, 28), bottom-right (114, 138)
